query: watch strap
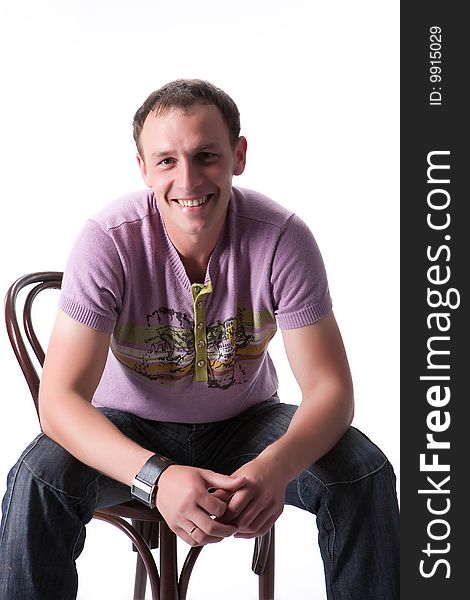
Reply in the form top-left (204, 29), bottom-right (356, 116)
top-left (131, 454), bottom-right (176, 508)
top-left (137, 454), bottom-right (175, 484)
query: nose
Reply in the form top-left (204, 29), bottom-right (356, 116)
top-left (174, 158), bottom-right (203, 195)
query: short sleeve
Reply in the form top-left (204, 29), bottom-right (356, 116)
top-left (58, 220), bottom-right (125, 333)
top-left (271, 214), bottom-right (332, 329)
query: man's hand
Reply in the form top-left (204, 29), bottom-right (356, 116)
top-left (214, 456), bottom-right (288, 539)
top-left (155, 465), bottom-right (246, 546)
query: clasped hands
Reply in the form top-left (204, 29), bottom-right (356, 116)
top-left (156, 458), bottom-right (287, 547)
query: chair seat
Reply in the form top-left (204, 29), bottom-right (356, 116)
top-left (97, 500), bottom-right (166, 522)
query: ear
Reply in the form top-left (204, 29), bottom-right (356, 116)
top-left (233, 136), bottom-right (247, 176)
top-left (136, 153), bottom-right (151, 187)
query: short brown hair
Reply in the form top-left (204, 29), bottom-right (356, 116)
top-left (132, 79), bottom-right (241, 157)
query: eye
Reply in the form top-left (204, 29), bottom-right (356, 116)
top-left (198, 152), bottom-right (217, 161)
top-left (158, 158), bottom-right (175, 166)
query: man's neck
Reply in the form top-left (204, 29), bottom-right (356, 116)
top-left (165, 227), bottom-right (220, 284)
top-left (162, 214), bottom-right (227, 283)
top-left (179, 254), bottom-right (209, 284)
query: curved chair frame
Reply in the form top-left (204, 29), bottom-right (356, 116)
top-left (4, 271), bottom-right (275, 600)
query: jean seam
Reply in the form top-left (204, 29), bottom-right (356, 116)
top-left (295, 458), bottom-right (389, 499)
top-left (295, 474), bottom-right (330, 512)
top-left (21, 460), bottom-right (84, 501)
top-left (72, 474), bottom-right (113, 510)
top-left (301, 469), bottom-right (332, 497)
top-left (0, 463), bottom-right (20, 548)
top-left (296, 468), bottom-right (337, 600)
top-left (0, 436), bottom-right (43, 547)
top-left (387, 461), bottom-right (397, 489)
top-left (0, 466), bottom-right (17, 548)
top-left (71, 523), bottom-right (85, 561)
top-left (325, 458), bottom-right (389, 487)
top-left (325, 502), bottom-right (337, 600)
top-left (322, 458), bottom-right (392, 600)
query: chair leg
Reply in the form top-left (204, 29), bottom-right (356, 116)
top-left (132, 520), bottom-right (161, 600)
top-left (159, 521), bottom-right (179, 600)
top-left (134, 553), bottom-right (148, 600)
top-left (258, 528), bottom-right (275, 600)
top-left (178, 546), bottom-right (204, 600)
top-left (94, 512), bottom-right (160, 600)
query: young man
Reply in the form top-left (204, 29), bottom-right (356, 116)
top-left (0, 79), bottom-right (399, 599)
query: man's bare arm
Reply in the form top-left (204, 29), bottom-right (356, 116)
top-left (38, 310), bottom-right (155, 485)
top-left (260, 309), bottom-right (354, 480)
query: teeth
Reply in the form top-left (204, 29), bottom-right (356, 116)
top-left (177, 195), bottom-right (209, 207)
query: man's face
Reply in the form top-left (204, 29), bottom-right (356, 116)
top-left (137, 103), bottom-right (247, 243)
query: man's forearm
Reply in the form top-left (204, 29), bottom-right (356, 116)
top-left (256, 384), bottom-right (354, 483)
top-left (40, 392), bottom-right (154, 486)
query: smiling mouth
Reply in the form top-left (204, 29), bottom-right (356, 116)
top-left (173, 194), bottom-right (213, 208)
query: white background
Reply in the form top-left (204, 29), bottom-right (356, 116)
top-left (0, 1), bottom-right (399, 598)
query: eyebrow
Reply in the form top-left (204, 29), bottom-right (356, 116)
top-left (150, 144), bottom-right (221, 160)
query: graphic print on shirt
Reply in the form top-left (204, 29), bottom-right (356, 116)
top-left (111, 305), bottom-right (277, 389)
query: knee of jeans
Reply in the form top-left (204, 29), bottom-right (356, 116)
top-left (308, 427), bottom-right (393, 486)
top-left (11, 434), bottom-right (100, 502)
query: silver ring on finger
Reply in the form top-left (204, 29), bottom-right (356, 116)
top-left (189, 525), bottom-right (197, 536)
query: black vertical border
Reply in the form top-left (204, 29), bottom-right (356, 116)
top-left (401, 3), bottom-right (467, 598)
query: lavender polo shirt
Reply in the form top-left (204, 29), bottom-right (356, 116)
top-left (58, 186), bottom-right (332, 423)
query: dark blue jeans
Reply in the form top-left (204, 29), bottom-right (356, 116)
top-left (0, 400), bottom-right (399, 599)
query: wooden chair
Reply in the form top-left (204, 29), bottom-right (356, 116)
top-left (4, 271), bottom-right (275, 600)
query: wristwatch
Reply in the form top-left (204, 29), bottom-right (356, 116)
top-left (131, 454), bottom-right (176, 509)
